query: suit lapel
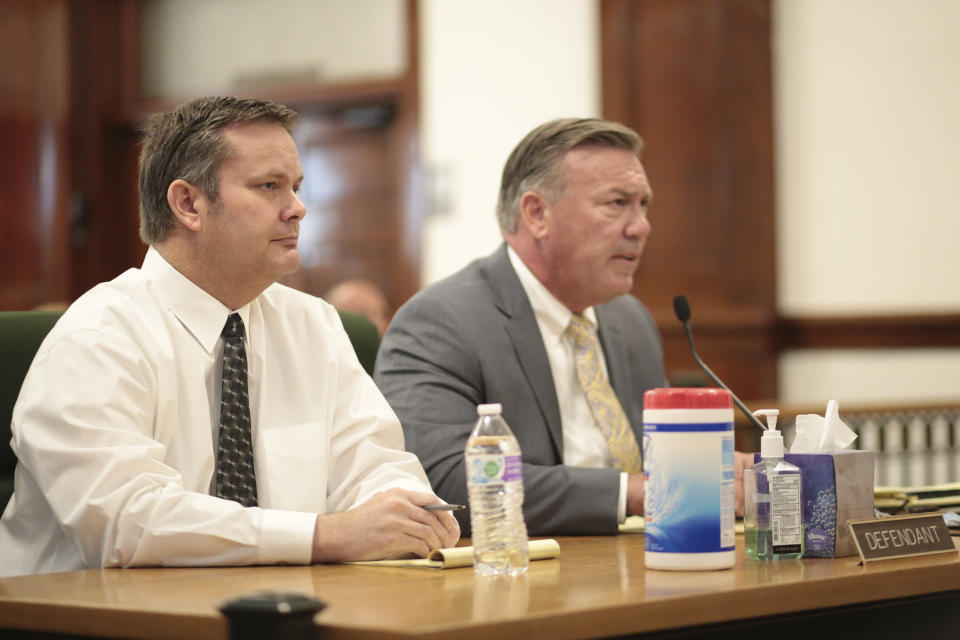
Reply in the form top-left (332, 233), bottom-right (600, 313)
top-left (484, 245), bottom-right (564, 459)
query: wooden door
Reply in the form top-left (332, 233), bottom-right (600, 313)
top-left (0, 0), bottom-right (71, 310)
top-left (273, 100), bottom-right (414, 315)
top-left (601, 0), bottom-right (777, 402)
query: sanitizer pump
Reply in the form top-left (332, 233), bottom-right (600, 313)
top-left (744, 409), bottom-right (804, 560)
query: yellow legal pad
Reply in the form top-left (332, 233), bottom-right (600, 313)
top-left (875, 482), bottom-right (960, 514)
top-left (346, 538), bottom-right (560, 569)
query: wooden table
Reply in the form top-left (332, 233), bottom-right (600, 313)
top-left (1, 535), bottom-right (959, 640)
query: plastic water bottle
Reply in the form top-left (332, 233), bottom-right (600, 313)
top-left (464, 403), bottom-right (529, 575)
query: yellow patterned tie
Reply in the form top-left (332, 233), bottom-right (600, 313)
top-left (567, 314), bottom-right (643, 473)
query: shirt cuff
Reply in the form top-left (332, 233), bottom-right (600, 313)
top-left (617, 472), bottom-right (628, 524)
top-left (256, 509), bottom-right (317, 565)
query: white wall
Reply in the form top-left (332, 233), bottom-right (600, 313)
top-left (781, 348), bottom-right (960, 406)
top-left (418, 0), bottom-right (599, 284)
top-left (140, 0), bottom-right (405, 98)
top-left (774, 0), bottom-right (960, 317)
top-left (773, 0), bottom-right (960, 405)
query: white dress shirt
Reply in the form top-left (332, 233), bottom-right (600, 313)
top-left (0, 248), bottom-right (434, 577)
top-left (507, 247), bottom-right (629, 522)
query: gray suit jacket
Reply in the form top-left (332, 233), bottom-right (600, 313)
top-left (374, 244), bottom-right (666, 535)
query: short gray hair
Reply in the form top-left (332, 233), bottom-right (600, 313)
top-left (137, 96), bottom-right (299, 244)
top-left (496, 118), bottom-right (644, 233)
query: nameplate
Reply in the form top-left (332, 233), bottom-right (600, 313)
top-left (848, 513), bottom-right (957, 564)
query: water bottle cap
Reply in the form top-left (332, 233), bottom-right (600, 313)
top-left (477, 403), bottom-right (503, 416)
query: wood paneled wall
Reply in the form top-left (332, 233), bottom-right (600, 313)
top-left (601, 0), bottom-right (778, 400)
top-left (0, 0), bottom-right (72, 310)
top-left (601, 0), bottom-right (960, 403)
top-left (67, 1), bottom-right (145, 298)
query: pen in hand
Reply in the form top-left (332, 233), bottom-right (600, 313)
top-left (423, 504), bottom-right (465, 512)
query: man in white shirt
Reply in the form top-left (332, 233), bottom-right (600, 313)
top-left (0, 96), bottom-right (458, 577)
top-left (376, 118), bottom-right (752, 535)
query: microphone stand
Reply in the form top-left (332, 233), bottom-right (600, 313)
top-left (674, 295), bottom-right (767, 433)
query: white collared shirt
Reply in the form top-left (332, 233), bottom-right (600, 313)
top-left (0, 247), bottom-right (434, 576)
top-left (507, 247), bottom-right (629, 523)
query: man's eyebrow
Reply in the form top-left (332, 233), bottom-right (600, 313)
top-left (255, 170), bottom-right (304, 182)
top-left (599, 187), bottom-right (653, 204)
top-left (602, 187), bottom-right (647, 198)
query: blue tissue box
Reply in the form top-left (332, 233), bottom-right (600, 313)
top-left (754, 450), bottom-right (875, 557)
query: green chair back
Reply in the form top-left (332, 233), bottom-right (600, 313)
top-left (335, 309), bottom-right (381, 376)
top-left (0, 311), bottom-right (64, 510)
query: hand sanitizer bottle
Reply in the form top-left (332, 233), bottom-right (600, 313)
top-left (744, 409), bottom-right (804, 560)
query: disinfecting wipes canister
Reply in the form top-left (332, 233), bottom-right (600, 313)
top-left (643, 388), bottom-right (735, 571)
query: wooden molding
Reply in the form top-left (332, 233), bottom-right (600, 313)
top-left (394, 0), bottom-right (424, 306)
top-left (656, 312), bottom-right (960, 349)
top-left (779, 314), bottom-right (960, 349)
top-left (116, 77), bottom-right (410, 126)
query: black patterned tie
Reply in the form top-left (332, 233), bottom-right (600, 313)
top-left (216, 313), bottom-right (258, 507)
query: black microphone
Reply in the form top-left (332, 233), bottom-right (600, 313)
top-left (672, 295), bottom-right (766, 432)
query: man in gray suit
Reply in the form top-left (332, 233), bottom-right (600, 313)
top-left (375, 118), bottom-right (665, 535)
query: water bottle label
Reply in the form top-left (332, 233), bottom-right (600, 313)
top-left (643, 423), bottom-right (735, 554)
top-left (467, 454), bottom-right (522, 484)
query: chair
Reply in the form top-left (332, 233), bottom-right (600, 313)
top-left (0, 308), bottom-right (380, 511)
top-left (336, 309), bottom-right (380, 375)
top-left (0, 311), bottom-right (63, 510)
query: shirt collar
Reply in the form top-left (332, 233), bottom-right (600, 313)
top-left (506, 245), bottom-right (598, 345)
top-left (142, 247), bottom-right (252, 353)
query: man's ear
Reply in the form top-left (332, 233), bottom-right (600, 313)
top-left (518, 191), bottom-right (551, 239)
top-left (166, 179), bottom-right (208, 232)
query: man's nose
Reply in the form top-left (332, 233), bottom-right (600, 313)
top-left (624, 208), bottom-right (651, 239)
top-left (284, 192), bottom-right (307, 221)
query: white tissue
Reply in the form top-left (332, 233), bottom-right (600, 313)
top-left (788, 399), bottom-right (858, 453)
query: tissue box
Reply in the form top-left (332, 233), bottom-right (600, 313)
top-left (754, 450), bottom-right (875, 557)
top-left (787, 451), bottom-right (875, 557)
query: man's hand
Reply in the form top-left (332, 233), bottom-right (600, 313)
top-left (626, 473), bottom-right (645, 515)
top-left (310, 489), bottom-right (461, 563)
top-left (734, 451), bottom-right (754, 517)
